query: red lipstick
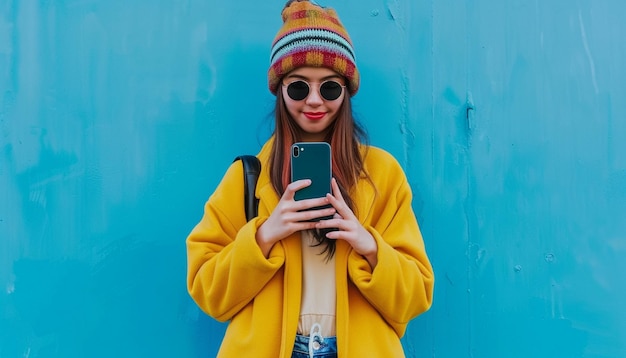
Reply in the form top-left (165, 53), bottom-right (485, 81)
top-left (304, 112), bottom-right (325, 120)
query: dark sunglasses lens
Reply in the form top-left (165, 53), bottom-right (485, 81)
top-left (286, 81), bottom-right (309, 101)
top-left (320, 81), bottom-right (343, 100)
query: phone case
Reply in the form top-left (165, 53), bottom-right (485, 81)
top-left (291, 142), bottom-right (333, 221)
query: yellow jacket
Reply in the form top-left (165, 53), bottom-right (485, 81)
top-left (187, 139), bottom-right (434, 357)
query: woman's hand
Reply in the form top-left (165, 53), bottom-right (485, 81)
top-left (256, 179), bottom-right (337, 257)
top-left (316, 178), bottom-right (378, 269)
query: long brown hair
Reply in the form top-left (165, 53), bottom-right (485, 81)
top-left (268, 87), bottom-right (369, 258)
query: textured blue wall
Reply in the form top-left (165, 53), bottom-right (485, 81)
top-left (1, 1), bottom-right (625, 357)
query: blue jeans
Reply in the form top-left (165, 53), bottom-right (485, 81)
top-left (291, 334), bottom-right (337, 358)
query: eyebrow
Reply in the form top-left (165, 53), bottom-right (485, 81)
top-left (285, 74), bottom-right (343, 82)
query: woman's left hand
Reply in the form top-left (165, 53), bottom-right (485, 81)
top-left (316, 178), bottom-right (378, 269)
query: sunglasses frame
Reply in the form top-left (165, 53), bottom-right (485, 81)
top-left (283, 79), bottom-right (346, 101)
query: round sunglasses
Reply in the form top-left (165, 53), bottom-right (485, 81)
top-left (284, 80), bottom-right (346, 101)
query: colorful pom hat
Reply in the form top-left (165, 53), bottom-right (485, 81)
top-left (268, 0), bottom-right (360, 96)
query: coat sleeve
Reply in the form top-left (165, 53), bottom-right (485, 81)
top-left (186, 161), bottom-right (284, 321)
top-left (347, 153), bottom-right (435, 335)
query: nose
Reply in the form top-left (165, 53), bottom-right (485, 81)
top-left (305, 83), bottom-right (324, 106)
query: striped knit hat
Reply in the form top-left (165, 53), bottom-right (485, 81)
top-left (268, 0), bottom-right (360, 96)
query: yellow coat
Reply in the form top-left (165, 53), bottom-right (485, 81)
top-left (187, 139), bottom-right (434, 357)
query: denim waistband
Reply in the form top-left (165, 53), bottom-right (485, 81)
top-left (292, 334), bottom-right (337, 358)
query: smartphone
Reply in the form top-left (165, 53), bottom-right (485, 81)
top-left (290, 142), bottom-right (332, 221)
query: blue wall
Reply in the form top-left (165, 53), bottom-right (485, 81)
top-left (1, 1), bottom-right (625, 357)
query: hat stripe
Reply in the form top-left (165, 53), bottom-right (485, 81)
top-left (270, 29), bottom-right (355, 64)
top-left (270, 42), bottom-right (355, 75)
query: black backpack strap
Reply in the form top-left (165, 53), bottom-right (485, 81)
top-left (233, 155), bottom-right (261, 222)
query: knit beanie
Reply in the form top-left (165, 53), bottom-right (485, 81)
top-left (268, 0), bottom-right (360, 96)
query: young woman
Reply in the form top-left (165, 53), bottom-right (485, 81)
top-left (186, 1), bottom-right (434, 357)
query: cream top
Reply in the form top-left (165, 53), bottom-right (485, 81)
top-left (298, 231), bottom-right (337, 336)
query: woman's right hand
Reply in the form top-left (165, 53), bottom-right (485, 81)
top-left (255, 179), bottom-right (336, 257)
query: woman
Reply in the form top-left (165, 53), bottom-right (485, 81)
top-left (186, 1), bottom-right (434, 357)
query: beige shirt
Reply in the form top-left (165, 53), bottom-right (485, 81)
top-left (298, 231), bottom-right (337, 336)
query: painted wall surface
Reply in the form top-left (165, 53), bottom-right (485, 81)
top-left (1, 1), bottom-right (625, 357)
